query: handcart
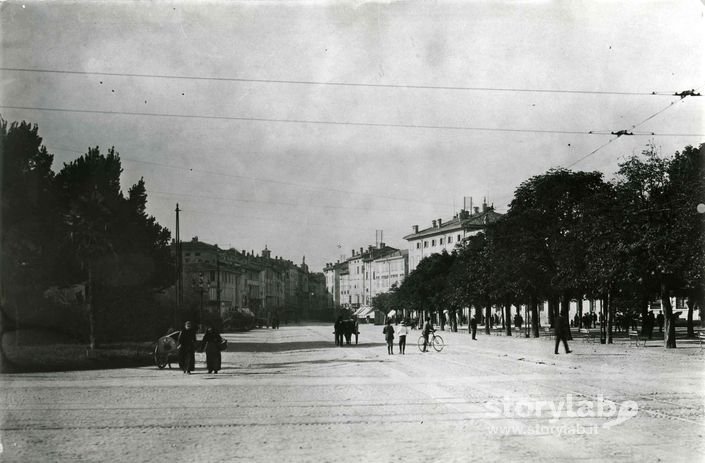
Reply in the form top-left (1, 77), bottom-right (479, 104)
top-left (154, 331), bottom-right (180, 369)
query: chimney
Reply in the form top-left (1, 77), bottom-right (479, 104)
top-left (438, 218), bottom-right (442, 227)
top-left (432, 220), bottom-right (437, 228)
top-left (413, 225), bottom-right (419, 234)
top-left (351, 249), bottom-right (355, 257)
top-left (360, 247), bottom-right (363, 255)
top-left (482, 198), bottom-right (488, 212)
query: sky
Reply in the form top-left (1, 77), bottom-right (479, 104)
top-left (1, 0), bottom-right (704, 272)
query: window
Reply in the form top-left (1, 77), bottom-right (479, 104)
top-left (457, 234), bottom-right (461, 241)
top-left (209, 271), bottom-right (215, 280)
top-left (431, 239), bottom-right (436, 246)
top-left (416, 242), bottom-right (420, 249)
top-left (424, 241), bottom-right (428, 248)
top-left (448, 236), bottom-right (453, 243)
top-left (440, 237), bottom-right (444, 245)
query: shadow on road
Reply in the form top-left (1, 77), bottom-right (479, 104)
top-left (226, 341), bottom-right (386, 353)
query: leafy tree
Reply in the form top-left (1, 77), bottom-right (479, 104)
top-left (55, 147), bottom-right (173, 345)
top-left (0, 119), bottom-right (60, 343)
top-left (397, 250), bottom-right (455, 327)
top-left (450, 233), bottom-right (494, 334)
top-left (664, 144), bottom-right (705, 336)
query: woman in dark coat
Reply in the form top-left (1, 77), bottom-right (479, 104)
top-left (177, 321), bottom-right (197, 374)
top-left (201, 327), bottom-right (223, 374)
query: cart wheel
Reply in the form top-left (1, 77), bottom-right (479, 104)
top-left (154, 346), bottom-right (167, 369)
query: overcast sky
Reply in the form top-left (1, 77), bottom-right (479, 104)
top-left (2, 0), bottom-right (704, 272)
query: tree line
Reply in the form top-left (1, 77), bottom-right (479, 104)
top-left (1, 118), bottom-right (174, 347)
top-left (373, 143), bottom-right (704, 348)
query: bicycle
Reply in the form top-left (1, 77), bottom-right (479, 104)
top-left (417, 331), bottom-right (445, 352)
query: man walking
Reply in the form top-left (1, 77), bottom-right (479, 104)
top-left (469, 312), bottom-right (478, 340)
top-left (177, 320), bottom-right (197, 374)
top-left (554, 314), bottom-right (571, 354)
top-left (422, 317), bottom-right (433, 352)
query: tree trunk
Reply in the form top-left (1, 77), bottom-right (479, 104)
top-left (686, 297), bottom-right (695, 338)
top-left (607, 292), bottom-right (614, 344)
top-left (577, 298), bottom-right (583, 329)
top-left (600, 294), bottom-right (608, 344)
top-left (662, 282), bottom-right (676, 348)
top-left (485, 304), bottom-right (491, 335)
top-left (639, 294), bottom-right (650, 336)
top-left (548, 296), bottom-right (558, 328)
top-left (505, 301), bottom-right (512, 336)
top-left (87, 266), bottom-right (96, 351)
top-left (531, 296), bottom-right (540, 338)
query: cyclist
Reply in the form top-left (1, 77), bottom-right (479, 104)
top-left (422, 317), bottom-right (434, 352)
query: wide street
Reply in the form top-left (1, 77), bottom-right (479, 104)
top-left (1, 323), bottom-right (704, 463)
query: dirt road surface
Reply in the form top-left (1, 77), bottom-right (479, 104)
top-left (1, 323), bottom-right (704, 462)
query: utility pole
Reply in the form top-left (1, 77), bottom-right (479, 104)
top-left (216, 251), bottom-right (221, 321)
top-left (175, 203), bottom-right (182, 327)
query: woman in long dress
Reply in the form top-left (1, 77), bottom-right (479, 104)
top-left (202, 327), bottom-right (223, 374)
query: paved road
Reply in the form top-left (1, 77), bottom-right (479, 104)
top-left (1, 323), bottom-right (704, 462)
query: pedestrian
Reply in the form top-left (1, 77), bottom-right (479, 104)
top-left (383, 320), bottom-right (395, 355)
top-left (647, 310), bottom-right (656, 339)
top-left (344, 319), bottom-right (354, 345)
top-left (397, 321), bottom-right (409, 354)
top-left (554, 314), bottom-right (571, 354)
top-left (591, 312), bottom-right (597, 328)
top-left (353, 317), bottom-right (360, 345)
top-left (334, 316), bottom-right (344, 346)
top-left (201, 327), bottom-right (223, 374)
top-left (469, 313), bottom-right (478, 340)
top-left (177, 320), bottom-right (197, 374)
top-left (656, 311), bottom-right (664, 333)
top-left (422, 317), bottom-right (434, 352)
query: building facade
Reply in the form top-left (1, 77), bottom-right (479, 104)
top-left (404, 202), bottom-right (503, 272)
top-left (177, 238), bottom-right (322, 325)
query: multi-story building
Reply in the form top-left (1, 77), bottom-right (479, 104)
top-left (404, 201), bottom-right (503, 272)
top-left (177, 238), bottom-right (318, 325)
top-left (323, 261), bottom-right (346, 309)
top-left (371, 249), bottom-right (408, 299)
top-left (344, 243), bottom-right (399, 310)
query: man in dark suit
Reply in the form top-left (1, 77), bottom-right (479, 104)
top-left (554, 314), bottom-right (571, 354)
top-left (469, 312), bottom-right (478, 340)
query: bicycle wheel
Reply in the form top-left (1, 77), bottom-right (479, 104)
top-left (432, 335), bottom-right (444, 352)
top-left (417, 335), bottom-right (427, 352)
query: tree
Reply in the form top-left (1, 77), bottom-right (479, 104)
top-left (664, 144), bottom-right (705, 336)
top-left (397, 250), bottom-right (455, 327)
top-left (0, 119), bottom-right (60, 345)
top-left (451, 233), bottom-right (495, 334)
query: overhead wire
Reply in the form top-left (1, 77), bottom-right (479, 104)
top-left (564, 85), bottom-right (703, 168)
top-left (0, 66), bottom-right (681, 96)
top-left (1, 104), bottom-right (703, 138)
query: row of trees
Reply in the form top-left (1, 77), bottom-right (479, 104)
top-left (1, 118), bottom-right (174, 347)
top-left (374, 143), bottom-right (704, 348)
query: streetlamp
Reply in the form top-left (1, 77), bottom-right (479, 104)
top-left (192, 272), bottom-right (209, 331)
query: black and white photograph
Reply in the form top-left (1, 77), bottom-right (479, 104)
top-left (1, 1), bottom-right (704, 461)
